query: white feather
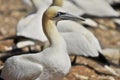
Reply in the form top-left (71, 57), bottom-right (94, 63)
top-left (1, 6), bottom-right (71, 80)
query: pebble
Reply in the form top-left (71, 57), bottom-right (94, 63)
top-left (98, 76), bottom-right (115, 80)
top-left (73, 73), bottom-right (89, 80)
top-left (102, 48), bottom-right (120, 65)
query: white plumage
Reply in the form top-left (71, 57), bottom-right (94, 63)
top-left (1, 6), bottom-right (73, 80)
top-left (1, 0), bottom-right (119, 77)
top-left (71, 0), bottom-right (119, 17)
top-left (57, 20), bottom-right (101, 57)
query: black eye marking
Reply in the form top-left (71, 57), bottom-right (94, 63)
top-left (55, 12), bottom-right (66, 17)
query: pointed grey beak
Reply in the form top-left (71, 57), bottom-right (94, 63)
top-left (53, 12), bottom-right (85, 21)
top-left (59, 13), bottom-right (85, 21)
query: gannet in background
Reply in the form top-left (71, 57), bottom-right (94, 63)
top-left (22, 0), bottom-right (120, 18)
top-left (21, 0), bottom-right (85, 16)
top-left (1, 5), bottom-right (87, 80)
top-left (8, 0), bottom-right (96, 54)
top-left (21, 0), bottom-right (97, 26)
top-left (71, 0), bottom-right (120, 18)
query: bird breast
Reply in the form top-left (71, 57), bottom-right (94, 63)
top-left (41, 48), bottom-right (71, 76)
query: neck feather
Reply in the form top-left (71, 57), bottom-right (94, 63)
top-left (42, 16), bottom-right (66, 48)
top-left (51, 0), bottom-right (63, 7)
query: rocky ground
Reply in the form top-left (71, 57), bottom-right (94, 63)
top-left (0, 0), bottom-right (120, 80)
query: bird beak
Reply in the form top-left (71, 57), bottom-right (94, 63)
top-left (59, 13), bottom-right (85, 21)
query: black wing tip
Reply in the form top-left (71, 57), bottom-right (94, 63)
top-left (98, 52), bottom-right (110, 66)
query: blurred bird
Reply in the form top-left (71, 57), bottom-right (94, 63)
top-left (22, 0), bottom-right (120, 18)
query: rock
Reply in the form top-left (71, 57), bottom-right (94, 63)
top-left (98, 76), bottom-right (115, 80)
top-left (11, 11), bottom-right (21, 18)
top-left (102, 48), bottom-right (120, 65)
top-left (99, 24), bottom-right (108, 30)
top-left (112, 19), bottom-right (120, 29)
top-left (117, 41), bottom-right (120, 46)
top-left (0, 28), bottom-right (7, 35)
top-left (0, 44), bottom-right (9, 52)
top-left (73, 73), bottom-right (89, 80)
top-left (95, 19), bottom-right (116, 29)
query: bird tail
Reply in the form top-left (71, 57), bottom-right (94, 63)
top-left (89, 52), bottom-right (119, 76)
top-left (97, 52), bottom-right (110, 66)
top-left (89, 52), bottom-right (110, 66)
top-left (98, 52), bottom-right (119, 76)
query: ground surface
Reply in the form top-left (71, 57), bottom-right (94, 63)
top-left (0, 0), bottom-right (120, 80)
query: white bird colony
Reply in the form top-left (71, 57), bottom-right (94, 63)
top-left (7, 0), bottom-right (118, 49)
top-left (21, 0), bottom-right (120, 17)
top-left (17, 0), bottom-right (118, 62)
top-left (1, 0), bottom-right (119, 76)
top-left (12, 0), bottom-right (119, 76)
top-left (1, 5), bottom-right (87, 80)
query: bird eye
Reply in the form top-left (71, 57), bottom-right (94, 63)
top-left (55, 12), bottom-right (66, 17)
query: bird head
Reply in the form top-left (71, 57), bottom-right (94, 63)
top-left (43, 6), bottom-right (85, 22)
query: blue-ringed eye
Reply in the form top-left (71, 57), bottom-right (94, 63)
top-left (55, 12), bottom-right (66, 17)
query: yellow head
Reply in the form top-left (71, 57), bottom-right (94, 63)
top-left (52, 0), bottom-right (63, 7)
top-left (43, 6), bottom-right (85, 22)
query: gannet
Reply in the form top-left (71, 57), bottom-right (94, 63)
top-left (1, 5), bottom-right (86, 80)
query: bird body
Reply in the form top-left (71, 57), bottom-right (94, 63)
top-left (1, 47), bottom-right (70, 80)
top-left (1, 6), bottom-right (74, 80)
top-left (57, 20), bottom-right (101, 57)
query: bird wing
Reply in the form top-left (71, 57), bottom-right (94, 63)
top-left (16, 14), bottom-right (35, 33)
top-left (58, 21), bottom-right (102, 53)
top-left (16, 7), bottom-right (48, 42)
top-left (86, 32), bottom-right (102, 53)
top-left (61, 32), bottom-right (99, 57)
top-left (73, 0), bottom-right (119, 17)
top-left (1, 55), bottom-right (43, 80)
